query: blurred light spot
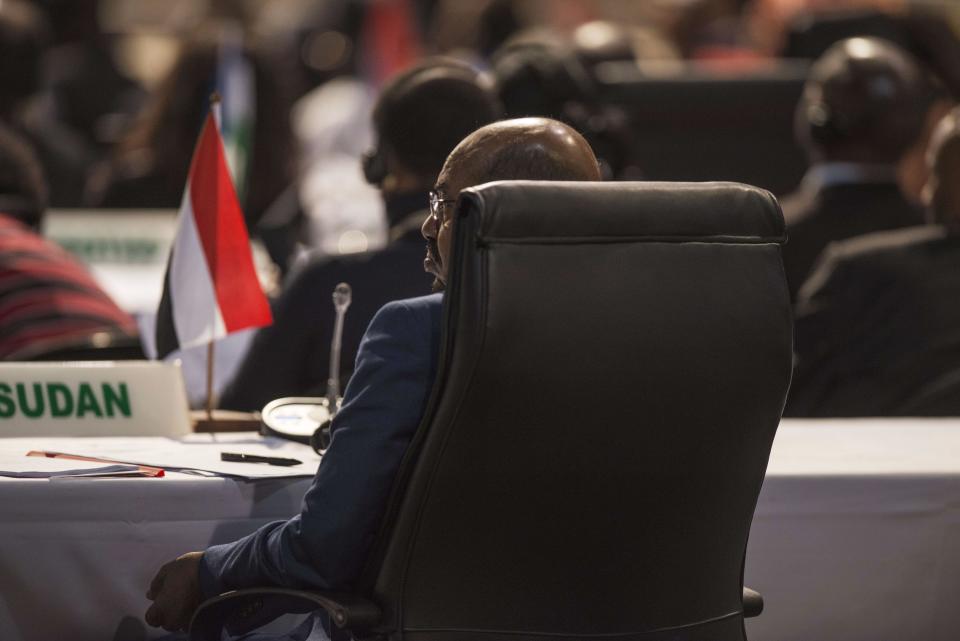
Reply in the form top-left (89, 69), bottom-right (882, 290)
top-left (113, 34), bottom-right (181, 90)
top-left (303, 31), bottom-right (352, 72)
top-left (575, 21), bottom-right (619, 50)
top-left (846, 38), bottom-right (877, 60)
top-left (338, 230), bottom-right (369, 254)
top-left (91, 332), bottom-right (112, 348)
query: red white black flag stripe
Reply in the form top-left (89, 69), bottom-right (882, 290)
top-left (155, 110), bottom-right (271, 359)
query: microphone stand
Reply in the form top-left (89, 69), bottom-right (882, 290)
top-left (260, 283), bottom-right (353, 449)
top-left (326, 283), bottom-right (352, 417)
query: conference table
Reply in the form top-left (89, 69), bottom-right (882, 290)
top-left (0, 419), bottom-right (958, 641)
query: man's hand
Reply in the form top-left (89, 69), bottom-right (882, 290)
top-left (145, 551), bottom-right (204, 632)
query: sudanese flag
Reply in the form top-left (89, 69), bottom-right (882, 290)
top-left (155, 107), bottom-right (272, 359)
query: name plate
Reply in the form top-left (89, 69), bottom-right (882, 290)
top-left (43, 209), bottom-right (178, 313)
top-left (0, 362), bottom-right (191, 437)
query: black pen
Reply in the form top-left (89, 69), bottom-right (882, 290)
top-left (220, 452), bottom-right (303, 467)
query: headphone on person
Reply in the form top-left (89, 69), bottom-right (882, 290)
top-left (801, 37), bottom-right (936, 154)
top-left (361, 59), bottom-right (493, 187)
top-left (491, 38), bottom-right (631, 179)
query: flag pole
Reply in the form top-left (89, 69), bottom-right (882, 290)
top-left (162, 89), bottom-right (269, 433)
top-left (206, 91), bottom-right (221, 422)
top-left (206, 341), bottom-right (215, 421)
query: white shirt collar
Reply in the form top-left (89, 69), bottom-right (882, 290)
top-left (802, 162), bottom-right (900, 191)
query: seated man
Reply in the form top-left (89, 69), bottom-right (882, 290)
top-left (144, 117), bottom-right (602, 637)
top-left (0, 124), bottom-right (137, 359)
top-left (786, 107), bottom-right (960, 416)
top-left (780, 37), bottom-right (933, 301)
top-left (218, 58), bottom-right (501, 411)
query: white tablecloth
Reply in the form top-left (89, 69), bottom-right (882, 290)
top-left (745, 419), bottom-right (960, 641)
top-left (0, 437), bottom-right (315, 641)
top-left (1, 421), bottom-right (958, 641)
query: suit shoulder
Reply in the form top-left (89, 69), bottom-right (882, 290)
top-left (380, 293), bottom-right (443, 314)
top-left (827, 225), bottom-right (947, 263)
top-left (375, 294), bottom-right (443, 319)
top-left (363, 294), bottom-right (443, 357)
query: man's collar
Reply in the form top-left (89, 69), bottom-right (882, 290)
top-left (801, 162), bottom-right (900, 191)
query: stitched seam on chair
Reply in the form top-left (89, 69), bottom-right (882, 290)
top-left (480, 235), bottom-right (787, 245)
top-left (401, 609), bottom-right (743, 637)
top-left (396, 226), bottom-right (491, 631)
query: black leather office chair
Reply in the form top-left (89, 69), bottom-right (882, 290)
top-left (191, 181), bottom-right (793, 641)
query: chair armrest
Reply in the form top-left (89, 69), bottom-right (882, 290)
top-left (742, 586), bottom-right (763, 618)
top-left (189, 587), bottom-right (381, 641)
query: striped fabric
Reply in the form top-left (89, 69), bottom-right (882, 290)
top-left (155, 109), bottom-right (271, 359)
top-left (0, 213), bottom-right (137, 360)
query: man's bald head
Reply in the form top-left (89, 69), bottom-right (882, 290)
top-left (422, 118), bottom-right (600, 288)
top-left (436, 117), bottom-right (601, 199)
top-left (924, 109), bottom-right (960, 227)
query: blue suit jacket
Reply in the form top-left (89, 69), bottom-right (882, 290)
top-left (200, 293), bottom-right (443, 595)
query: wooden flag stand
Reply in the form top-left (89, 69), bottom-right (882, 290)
top-left (191, 341), bottom-right (262, 433)
top-left (191, 409), bottom-right (261, 433)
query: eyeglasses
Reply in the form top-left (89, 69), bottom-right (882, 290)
top-left (429, 191), bottom-right (457, 222)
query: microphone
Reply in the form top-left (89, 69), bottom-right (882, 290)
top-left (325, 283), bottom-right (352, 415)
top-left (266, 283), bottom-right (352, 453)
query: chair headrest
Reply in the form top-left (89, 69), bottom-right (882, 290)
top-left (458, 180), bottom-right (785, 244)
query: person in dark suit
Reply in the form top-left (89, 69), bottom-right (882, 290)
top-left (143, 118), bottom-right (602, 638)
top-left (780, 37), bottom-right (935, 301)
top-left (218, 58), bottom-right (502, 412)
top-left (786, 107), bottom-right (960, 417)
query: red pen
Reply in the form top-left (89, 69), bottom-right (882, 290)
top-left (26, 451), bottom-right (165, 477)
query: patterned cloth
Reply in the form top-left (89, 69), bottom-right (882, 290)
top-left (0, 213), bottom-right (136, 359)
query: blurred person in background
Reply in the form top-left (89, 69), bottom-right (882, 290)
top-left (85, 27), bottom-right (295, 265)
top-left (777, 6), bottom-right (960, 204)
top-left (427, 0), bottom-right (526, 59)
top-left (787, 107), bottom-right (960, 417)
top-left (29, 0), bottom-right (146, 173)
top-left (280, 0), bottom-right (431, 264)
top-left (572, 19), bottom-right (678, 69)
top-left (218, 58), bottom-right (501, 412)
top-left (259, 0), bottom-right (368, 105)
top-left (897, 95), bottom-right (955, 205)
top-left (0, 0), bottom-right (94, 207)
top-left (0, 124), bottom-right (137, 360)
top-left (0, 1), bottom-right (46, 142)
top-left (476, 0), bottom-right (526, 59)
top-left (669, 0), bottom-right (767, 64)
top-left (492, 31), bottom-right (637, 179)
top-left (780, 36), bottom-right (935, 301)
top-left (781, 3), bottom-right (960, 87)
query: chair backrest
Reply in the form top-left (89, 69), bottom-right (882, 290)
top-left (596, 62), bottom-right (808, 196)
top-left (371, 181), bottom-right (793, 641)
